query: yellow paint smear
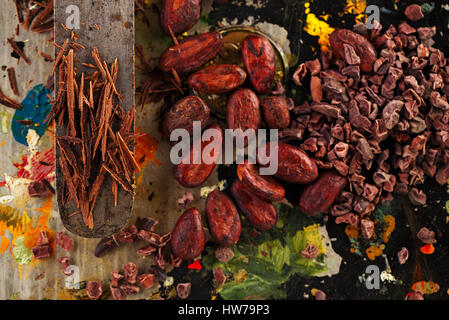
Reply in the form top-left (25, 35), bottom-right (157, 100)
top-left (0, 197), bottom-right (54, 262)
top-left (382, 215), bottom-right (395, 243)
top-left (303, 0), bottom-right (367, 52)
top-left (344, 0), bottom-right (367, 24)
top-left (303, 11), bottom-right (334, 51)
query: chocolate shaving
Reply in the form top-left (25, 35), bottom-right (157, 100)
top-left (7, 67), bottom-right (19, 96)
top-left (7, 38), bottom-right (31, 65)
top-left (0, 88), bottom-right (22, 110)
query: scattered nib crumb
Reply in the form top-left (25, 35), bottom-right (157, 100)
top-left (301, 243), bottom-right (319, 259)
top-left (177, 192), bottom-right (194, 207)
top-left (120, 284), bottom-right (140, 295)
top-left (397, 247), bottom-right (409, 265)
top-left (122, 262), bottom-right (138, 284)
top-left (111, 271), bottom-right (124, 287)
top-left (110, 285), bottom-right (126, 300)
top-left (407, 291), bottom-right (424, 300)
top-left (28, 181), bottom-right (51, 198)
top-left (405, 4), bottom-right (424, 22)
top-left (176, 283), bottom-right (191, 299)
top-left (86, 281), bottom-right (103, 300)
top-left (36, 231), bottom-right (49, 246)
top-left (137, 273), bottom-right (156, 289)
top-left (213, 267), bottom-right (226, 286)
top-left (292, 63), bottom-right (307, 86)
top-left (136, 244), bottom-right (156, 256)
top-left (58, 257), bottom-right (73, 275)
top-left (32, 231), bottom-right (50, 259)
top-left (312, 289), bottom-right (327, 300)
top-left (360, 219), bottom-right (375, 239)
top-left (408, 188), bottom-right (427, 206)
top-left (31, 245), bottom-right (50, 259)
top-left (215, 247), bottom-right (234, 263)
top-left (56, 232), bottom-right (74, 252)
top-left (118, 225), bottom-right (138, 243)
top-left (136, 217), bottom-right (158, 232)
top-left (417, 227), bottom-right (437, 244)
top-left (272, 81), bottom-right (286, 95)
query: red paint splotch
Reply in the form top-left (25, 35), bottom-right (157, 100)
top-left (15, 149), bottom-right (55, 181)
top-left (188, 260), bottom-right (202, 270)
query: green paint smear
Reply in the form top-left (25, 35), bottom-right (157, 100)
top-left (12, 236), bottom-right (33, 265)
top-left (202, 203), bottom-right (328, 300)
top-left (420, 2), bottom-right (435, 14)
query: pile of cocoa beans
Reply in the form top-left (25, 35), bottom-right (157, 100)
top-left (157, 1), bottom-right (449, 260)
top-left (157, 0), bottom-right (335, 261)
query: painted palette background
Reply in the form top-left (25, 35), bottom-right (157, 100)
top-left (0, 0), bottom-right (448, 300)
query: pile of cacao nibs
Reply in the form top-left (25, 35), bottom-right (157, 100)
top-left (288, 8), bottom-right (449, 235)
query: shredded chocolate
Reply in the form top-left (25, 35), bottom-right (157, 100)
top-left (7, 67), bottom-right (19, 96)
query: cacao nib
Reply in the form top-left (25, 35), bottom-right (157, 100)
top-left (122, 262), bottom-right (138, 284)
top-left (86, 281), bottom-right (102, 300)
top-left (56, 232), bottom-right (74, 252)
top-left (404, 4), bottom-right (424, 22)
top-left (417, 227), bottom-right (436, 244)
top-left (176, 282), bottom-right (192, 299)
top-left (397, 247), bottom-right (409, 265)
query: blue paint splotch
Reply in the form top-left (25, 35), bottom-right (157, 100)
top-left (11, 84), bottom-right (52, 146)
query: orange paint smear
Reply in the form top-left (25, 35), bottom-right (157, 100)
top-left (135, 127), bottom-right (161, 168)
top-left (0, 197), bottom-right (54, 260)
top-left (420, 244), bottom-right (435, 255)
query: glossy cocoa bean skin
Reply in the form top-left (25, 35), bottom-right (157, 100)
top-left (242, 35), bottom-right (276, 94)
top-left (159, 31), bottom-right (223, 74)
top-left (188, 64), bottom-right (247, 94)
top-left (230, 180), bottom-right (278, 231)
top-left (329, 29), bottom-right (377, 73)
top-left (174, 124), bottom-right (223, 188)
top-left (258, 142), bottom-right (318, 184)
top-left (206, 190), bottom-right (241, 247)
top-left (171, 208), bottom-right (205, 261)
top-left (226, 88), bottom-right (261, 140)
top-left (160, 0), bottom-right (201, 36)
top-left (299, 171), bottom-right (348, 216)
top-left (162, 95), bottom-right (210, 138)
top-left (237, 161), bottom-right (285, 202)
top-left (262, 96), bottom-right (291, 129)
